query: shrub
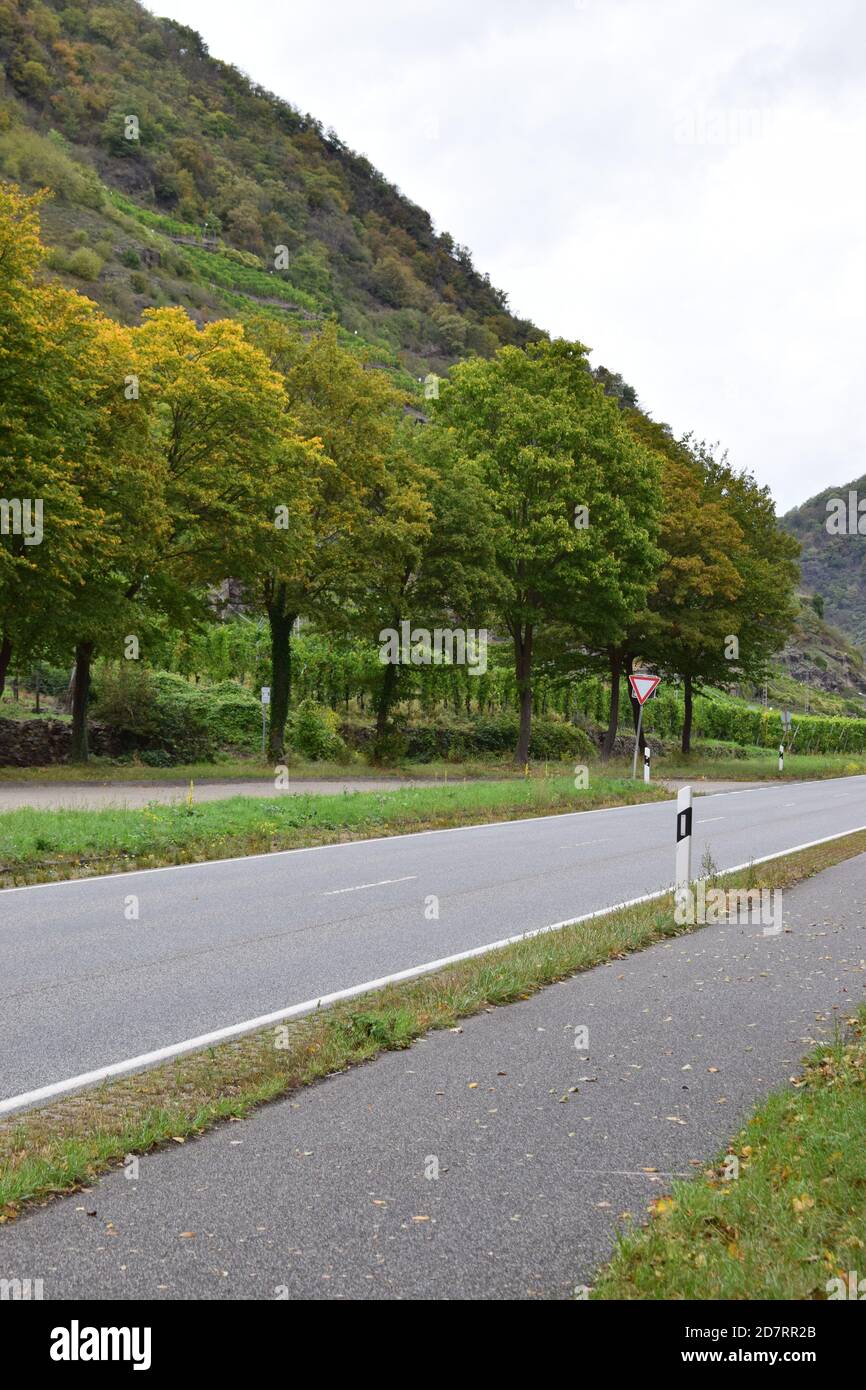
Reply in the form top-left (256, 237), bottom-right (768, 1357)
top-left (291, 699), bottom-right (346, 761)
top-left (364, 715), bottom-right (595, 763)
top-left (91, 661), bottom-right (158, 731)
top-left (65, 247), bottom-right (102, 280)
top-left (92, 666), bottom-right (215, 762)
top-left (0, 128), bottom-right (104, 208)
top-left (370, 730), bottom-right (408, 765)
top-left (207, 688), bottom-right (261, 750)
top-left (139, 748), bottom-right (173, 767)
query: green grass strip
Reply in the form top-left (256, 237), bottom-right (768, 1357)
top-left (0, 776), bottom-right (665, 888)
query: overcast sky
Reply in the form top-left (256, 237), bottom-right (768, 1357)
top-left (148, 0), bottom-right (866, 514)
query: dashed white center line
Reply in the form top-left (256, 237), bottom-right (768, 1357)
top-left (699, 817), bottom-right (725, 823)
top-left (563, 837), bottom-right (613, 847)
top-left (323, 875), bottom-right (417, 896)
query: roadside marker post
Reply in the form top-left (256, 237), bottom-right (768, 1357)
top-left (675, 784), bottom-right (692, 913)
top-left (628, 672), bottom-right (661, 778)
top-left (779, 742), bottom-right (784, 774)
top-left (261, 686), bottom-right (271, 760)
top-left (643, 745), bottom-right (651, 783)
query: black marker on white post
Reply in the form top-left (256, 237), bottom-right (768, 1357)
top-left (675, 785), bottom-right (692, 914)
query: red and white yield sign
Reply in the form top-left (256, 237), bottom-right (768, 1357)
top-left (629, 673), bottom-right (660, 779)
top-left (629, 672), bottom-right (661, 706)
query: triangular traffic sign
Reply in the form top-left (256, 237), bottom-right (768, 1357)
top-left (629, 672), bottom-right (661, 706)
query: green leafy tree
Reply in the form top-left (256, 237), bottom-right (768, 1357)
top-left (435, 339), bottom-right (662, 762)
top-left (0, 184), bottom-right (144, 712)
top-left (693, 441), bottom-right (799, 746)
top-left (246, 318), bottom-right (407, 757)
top-left (617, 419), bottom-right (799, 754)
top-left (63, 306), bottom-right (292, 760)
top-left (346, 420), bottom-right (506, 740)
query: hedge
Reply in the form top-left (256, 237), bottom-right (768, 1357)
top-left (571, 674), bottom-right (866, 754)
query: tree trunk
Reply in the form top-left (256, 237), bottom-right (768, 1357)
top-left (681, 674), bottom-right (693, 754)
top-left (375, 656), bottom-right (399, 739)
top-left (70, 640), bottom-right (94, 762)
top-left (601, 646), bottom-right (622, 761)
top-left (514, 626), bottom-right (534, 764)
top-left (267, 591), bottom-right (295, 760)
top-left (0, 634), bottom-right (12, 701)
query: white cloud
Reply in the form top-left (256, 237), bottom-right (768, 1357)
top-left (147, 0), bottom-right (866, 511)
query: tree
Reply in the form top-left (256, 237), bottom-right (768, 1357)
top-left (62, 307), bottom-right (294, 760)
top-left (616, 419), bottom-right (799, 755)
top-left (643, 452), bottom-right (745, 753)
top-left (696, 441), bottom-right (799, 730)
top-left (0, 184), bottom-right (142, 711)
top-left (58, 312), bottom-right (163, 760)
top-left (348, 420), bottom-right (505, 740)
top-left (435, 338), bottom-right (662, 762)
top-left (246, 318), bottom-right (410, 757)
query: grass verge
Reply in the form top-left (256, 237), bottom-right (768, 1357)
top-left (645, 752), bottom-right (866, 782)
top-left (0, 776), bottom-right (666, 889)
top-left (2, 751), bottom-right (865, 788)
top-left (3, 829), bottom-right (866, 1225)
top-left (591, 1008), bottom-right (866, 1300)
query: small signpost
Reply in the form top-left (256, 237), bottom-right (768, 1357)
top-left (628, 672), bottom-right (661, 778)
top-left (780, 710), bottom-right (791, 773)
top-left (261, 686), bottom-right (270, 759)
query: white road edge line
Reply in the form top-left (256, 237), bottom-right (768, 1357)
top-left (3, 820), bottom-right (866, 1120)
top-left (323, 875), bottom-right (417, 896)
top-left (5, 774), bottom-right (859, 897)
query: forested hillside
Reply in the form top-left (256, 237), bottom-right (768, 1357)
top-left (781, 474), bottom-right (866, 648)
top-left (0, 0), bottom-right (541, 380)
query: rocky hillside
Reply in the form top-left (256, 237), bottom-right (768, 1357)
top-left (769, 598), bottom-right (866, 715)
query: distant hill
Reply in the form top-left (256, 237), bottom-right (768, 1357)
top-left (781, 474), bottom-right (866, 648)
top-left (0, 0), bottom-right (542, 383)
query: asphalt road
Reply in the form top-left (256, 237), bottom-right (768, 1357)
top-left (3, 851), bottom-right (863, 1299)
top-left (1, 776), bottom-right (865, 1106)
